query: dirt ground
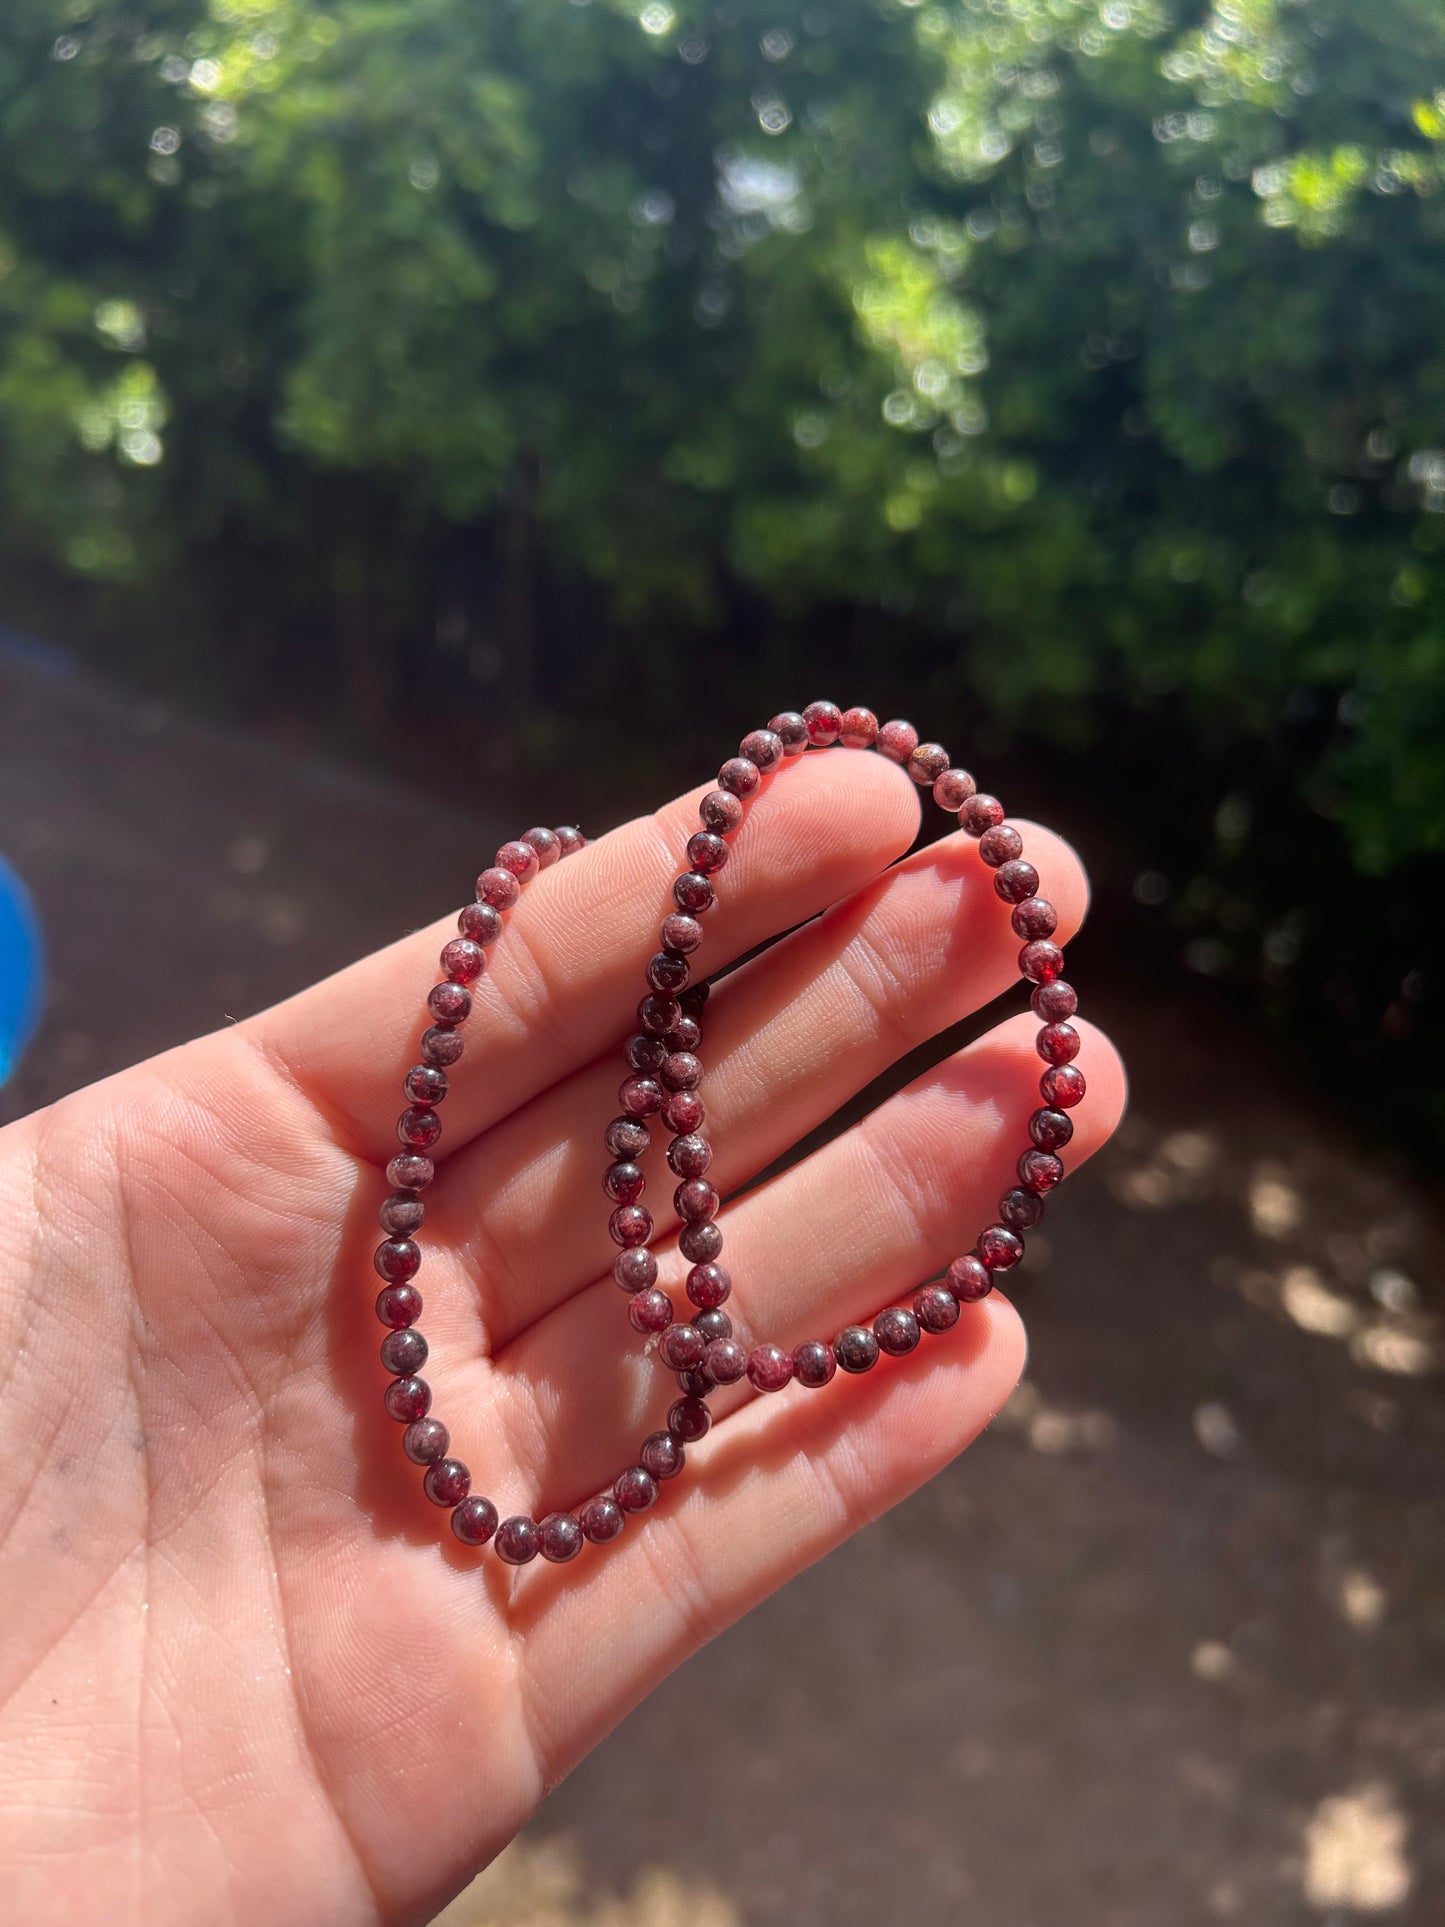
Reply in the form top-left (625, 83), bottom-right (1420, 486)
top-left (2, 641), bottom-right (1441, 1927)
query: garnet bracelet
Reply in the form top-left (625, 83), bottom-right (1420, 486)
top-left (371, 702), bottom-right (1084, 1566)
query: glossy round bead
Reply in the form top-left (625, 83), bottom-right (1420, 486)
top-left (374, 1237), bottom-right (421, 1283)
top-left (704, 1337), bottom-right (747, 1384)
top-left (685, 831), bottom-right (730, 878)
top-left (426, 981), bottom-right (472, 1027)
top-left (647, 951), bottom-right (691, 995)
top-left (946, 1253), bottom-right (993, 1302)
top-left (668, 1394), bottom-right (712, 1441)
top-left (688, 1313), bottom-right (728, 1351)
top-left (397, 1107), bottom-right (442, 1151)
top-left (640, 1430), bottom-right (686, 1480)
top-left (740, 728), bottom-right (785, 773)
top-left (619, 1074), bottom-right (664, 1117)
top-left (915, 1284), bottom-right (960, 1333)
top-left (403, 1065), bottom-right (449, 1109)
top-left (994, 859), bottom-right (1040, 905)
top-left (1019, 940), bottom-right (1065, 983)
top-left (423, 1458), bottom-right (470, 1507)
top-left (638, 992), bottom-right (682, 1036)
top-left (495, 839), bottom-right (539, 881)
top-left (718, 757), bottom-right (761, 799)
top-left (403, 1417), bottom-right (450, 1465)
top-left (1018, 1148), bottom-right (1065, 1193)
top-left (522, 826), bottom-right (561, 868)
top-left (476, 867), bottom-right (519, 910)
top-left (604, 1161), bottom-right (646, 1205)
top-left (933, 767), bottom-right (977, 811)
top-left (999, 1186), bottom-right (1045, 1231)
top-left (658, 1323), bottom-right (708, 1373)
top-left (747, 1343), bottom-right (794, 1392)
top-left (421, 1024), bottom-right (466, 1067)
top-left (580, 1495), bottom-right (625, 1543)
top-left (1030, 979), bottom-right (1078, 1022)
top-left (1012, 897), bottom-right (1058, 941)
top-left (555, 825), bottom-right (585, 857)
top-left (629, 1287), bottom-right (674, 1334)
top-left (613, 1247), bottom-right (658, 1293)
top-left (384, 1375), bottom-right (431, 1422)
top-left (840, 706), bottom-right (879, 750)
top-left (605, 1115), bottom-right (651, 1160)
top-left (834, 1325), bottom-right (880, 1373)
top-left (661, 912), bottom-right (703, 952)
top-left (665, 1015), bottom-right (702, 1053)
top-left (660, 1051), bottom-right (702, 1092)
top-left (375, 1282), bottom-right (423, 1329)
top-left (451, 1495), bottom-right (499, 1546)
top-left (978, 825), bottom-right (1024, 868)
top-left (875, 1306), bottom-right (921, 1356)
top-left (495, 1516), bottom-right (540, 1565)
top-left (802, 699), bottom-right (843, 745)
top-left (685, 1261), bottom-right (731, 1308)
top-left (1042, 1064), bottom-right (1087, 1108)
top-left (662, 1090), bottom-right (705, 1135)
top-left (978, 1224), bottom-right (1024, 1271)
top-left (699, 788), bottom-right (744, 834)
top-left (679, 1220), bottom-right (723, 1264)
top-left (380, 1328), bottom-right (427, 1376)
top-left (386, 1153), bottom-right (434, 1192)
top-left (675, 1363), bottom-right (712, 1399)
top-left (667, 1132), bottom-right (712, 1178)
top-left (615, 1466), bottom-right (659, 1513)
top-left (792, 1339), bottom-right (837, 1388)
top-left (674, 1179), bottom-right (718, 1224)
top-left (908, 742), bottom-right (950, 787)
top-left (961, 794), bottom-right (1005, 836)
top-left (876, 719), bottom-right (918, 763)
top-left (609, 1204), bottom-right (653, 1248)
top-left (539, 1512), bottom-right (584, 1563)
top-left (379, 1194), bottom-right (425, 1237)
top-left (769, 709), bottom-right (810, 754)
top-left (626, 1032), bottom-right (667, 1074)
top-left (439, 938), bottom-right (485, 985)
top-left (1037, 1022), bottom-right (1081, 1065)
top-left (673, 872), bottom-right (716, 914)
top-left (457, 902), bottom-right (502, 946)
top-left (1029, 1107), bottom-right (1075, 1150)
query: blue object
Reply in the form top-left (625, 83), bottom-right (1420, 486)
top-left (0, 855), bottom-right (43, 1084)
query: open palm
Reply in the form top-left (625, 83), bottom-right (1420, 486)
top-left (0, 749), bottom-right (1122, 1926)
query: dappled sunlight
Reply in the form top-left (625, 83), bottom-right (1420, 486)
top-left (994, 1376), bottom-right (1116, 1455)
top-left (1302, 1785), bottom-right (1412, 1914)
top-left (435, 1834), bottom-right (743, 1927)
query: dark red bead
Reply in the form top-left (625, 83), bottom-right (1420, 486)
top-left (386, 1153), bottom-right (434, 1192)
top-left (875, 1307), bottom-right (921, 1355)
top-left (379, 1194), bottom-right (424, 1236)
top-left (840, 706), bottom-right (879, 749)
top-left (1042, 1064), bottom-right (1087, 1109)
top-left (999, 1186), bottom-right (1045, 1231)
top-left (1030, 979), bottom-right (1078, 1022)
top-left (384, 1375), bottom-right (431, 1422)
top-left (677, 1364), bottom-right (714, 1398)
top-left (915, 1284), bottom-right (960, 1333)
top-left (1012, 897), bottom-right (1058, 940)
top-left (555, 825), bottom-right (585, 857)
top-left (640, 1431), bottom-right (686, 1480)
top-left (792, 1339), bottom-right (837, 1388)
top-left (834, 1325), bottom-right (880, 1373)
top-left (962, 794), bottom-right (1005, 836)
top-left (876, 719), bottom-right (918, 763)
top-left (661, 912), bottom-right (703, 953)
top-left (718, 757), bottom-right (761, 799)
top-left (1019, 940), bottom-right (1065, 984)
top-left (658, 1322), bottom-right (708, 1372)
top-left (639, 993), bottom-right (682, 1035)
top-left (933, 767), bottom-right (976, 811)
top-left (380, 1328), bottom-right (427, 1376)
top-left (647, 951), bottom-right (691, 995)
top-left (747, 1343), bottom-right (794, 1392)
top-left (626, 1032), bottom-right (667, 1074)
top-left (668, 1395), bottom-right (712, 1441)
top-left (662, 1090), bottom-right (705, 1135)
top-left (1018, 1148), bottom-right (1065, 1193)
top-left (668, 1132), bottom-right (712, 1178)
top-left (946, 1253), bottom-right (993, 1302)
top-left (978, 1224), bottom-right (1024, 1271)
top-left (686, 831), bottom-right (729, 875)
top-left (609, 1204), bottom-right (653, 1248)
top-left (375, 1281), bottom-right (423, 1328)
top-left (495, 839), bottom-right (538, 881)
top-left (605, 1115), bottom-right (651, 1160)
top-left (619, 1074), bottom-right (664, 1117)
top-left (1029, 1107), bottom-right (1075, 1150)
top-left (1037, 1022), bottom-right (1081, 1065)
top-left (629, 1287), bottom-right (674, 1334)
top-left (674, 1179), bottom-right (718, 1223)
top-left (580, 1496), bottom-right (625, 1543)
top-left (685, 1261), bottom-right (730, 1308)
top-left (539, 1513), bottom-right (584, 1563)
top-left (375, 1237), bottom-right (421, 1283)
top-left (476, 867), bottom-right (519, 910)
top-left (495, 1516), bottom-right (540, 1564)
top-left (994, 859), bottom-right (1040, 904)
top-left (451, 1495), bottom-right (499, 1546)
top-left (423, 1458), bottom-right (470, 1506)
top-left (458, 902), bottom-right (502, 946)
top-left (426, 982), bottom-right (472, 1027)
top-left (522, 826), bottom-right (560, 869)
top-left (615, 1466), bottom-right (659, 1513)
top-left (704, 1337), bottom-right (747, 1384)
top-left (978, 824), bottom-right (1024, 868)
top-left (604, 1161), bottom-right (646, 1205)
top-left (403, 1417), bottom-right (449, 1464)
top-left (613, 1248), bottom-right (658, 1293)
top-left (699, 789), bottom-right (744, 834)
top-left (908, 742), bottom-right (950, 786)
top-left (660, 1051), bottom-right (702, 1093)
top-left (403, 1064), bottom-right (448, 1107)
top-left (397, 1106), bottom-right (442, 1150)
top-left (679, 1220), bottom-right (723, 1264)
top-left (440, 938), bottom-right (485, 984)
top-left (667, 1015), bottom-right (702, 1051)
top-left (739, 728), bottom-right (784, 772)
top-left (769, 710), bottom-right (810, 754)
top-left (692, 1308), bottom-right (732, 1343)
top-left (420, 1025), bottom-right (464, 1069)
top-left (673, 872), bottom-right (716, 914)
top-left (802, 699), bottom-right (843, 745)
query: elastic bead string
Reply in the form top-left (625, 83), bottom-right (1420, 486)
top-left (373, 706), bottom-right (1086, 1565)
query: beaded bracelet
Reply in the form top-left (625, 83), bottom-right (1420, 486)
top-left (372, 702), bottom-right (1084, 1566)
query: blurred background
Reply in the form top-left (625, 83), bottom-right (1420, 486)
top-left (1, 1), bottom-right (1443, 1922)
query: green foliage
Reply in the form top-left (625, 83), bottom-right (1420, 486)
top-left (2, 0), bottom-right (1445, 876)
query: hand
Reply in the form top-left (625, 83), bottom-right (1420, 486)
top-left (0, 751), bottom-right (1123, 1925)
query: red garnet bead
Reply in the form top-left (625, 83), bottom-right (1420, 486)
top-left (874, 1307), bottom-right (921, 1356)
top-left (667, 1395), bottom-right (712, 1442)
top-left (834, 1325), bottom-right (880, 1374)
top-left (423, 1458), bottom-right (471, 1507)
top-left (802, 699), bottom-right (843, 744)
top-left (580, 1496), bottom-right (626, 1543)
top-left (1037, 1022), bottom-right (1081, 1065)
top-left (747, 1344), bottom-right (794, 1392)
top-left (1042, 1064), bottom-right (1087, 1108)
top-left (615, 1466), bottom-right (659, 1513)
top-left (539, 1513), bottom-right (585, 1563)
top-left (947, 1254), bottom-right (993, 1302)
top-left (792, 1339), bottom-right (837, 1388)
top-left (451, 1496), bottom-right (499, 1546)
top-left (495, 1516), bottom-right (540, 1565)
top-left (876, 719), bottom-right (918, 763)
top-left (978, 1225), bottom-right (1024, 1271)
top-left (840, 706), bottom-right (879, 750)
top-left (915, 1284), bottom-right (961, 1333)
top-left (629, 1288), bottom-right (675, 1335)
top-left (640, 1431), bottom-right (686, 1480)
top-left (769, 710), bottom-right (810, 754)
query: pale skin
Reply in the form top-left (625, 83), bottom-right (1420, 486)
top-left (0, 750), bottom-right (1124, 1926)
